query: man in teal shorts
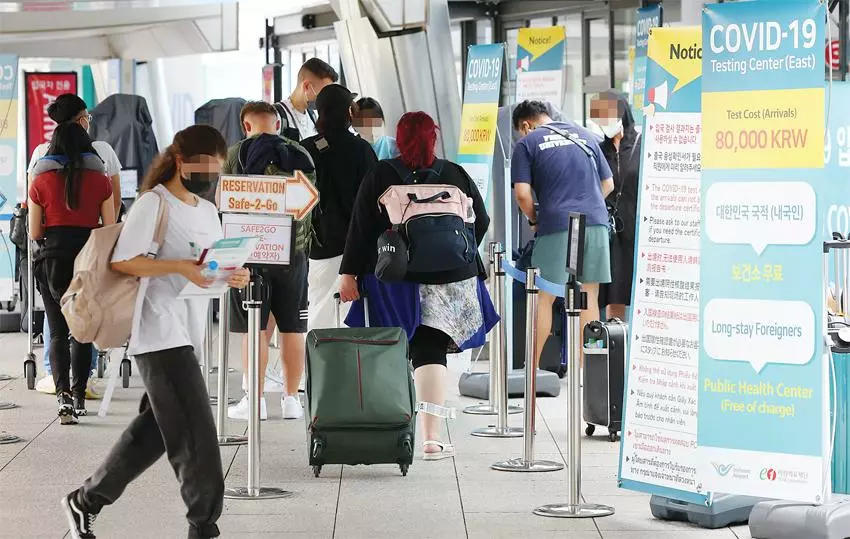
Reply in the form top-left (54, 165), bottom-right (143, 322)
top-left (511, 100), bottom-right (615, 366)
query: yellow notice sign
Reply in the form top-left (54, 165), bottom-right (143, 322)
top-left (517, 26), bottom-right (565, 62)
top-left (648, 26), bottom-right (702, 92)
top-left (458, 103), bottom-right (498, 156)
top-left (702, 87), bottom-right (824, 170)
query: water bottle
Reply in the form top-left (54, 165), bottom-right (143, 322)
top-left (201, 260), bottom-right (219, 280)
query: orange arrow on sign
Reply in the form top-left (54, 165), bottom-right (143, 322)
top-left (284, 170), bottom-right (319, 220)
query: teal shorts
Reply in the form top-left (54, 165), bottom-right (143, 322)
top-left (531, 226), bottom-right (612, 286)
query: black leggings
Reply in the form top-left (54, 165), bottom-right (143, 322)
top-left (410, 325), bottom-right (452, 370)
top-left (35, 256), bottom-right (92, 398)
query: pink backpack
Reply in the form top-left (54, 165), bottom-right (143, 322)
top-left (375, 159), bottom-right (477, 279)
top-left (379, 160), bottom-right (475, 226)
top-left (61, 190), bottom-right (169, 350)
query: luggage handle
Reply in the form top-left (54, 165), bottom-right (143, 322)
top-left (333, 290), bottom-right (369, 328)
top-left (407, 191), bottom-right (451, 204)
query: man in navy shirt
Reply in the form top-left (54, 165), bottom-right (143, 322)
top-left (511, 100), bottom-right (614, 367)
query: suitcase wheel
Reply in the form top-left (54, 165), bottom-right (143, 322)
top-left (401, 435), bottom-right (413, 458)
top-left (607, 429), bottom-right (619, 443)
top-left (400, 464), bottom-right (409, 477)
top-left (313, 465), bottom-right (322, 478)
top-left (311, 438), bottom-right (325, 460)
top-left (120, 359), bottom-right (131, 389)
top-left (585, 424), bottom-right (595, 436)
top-left (24, 358), bottom-right (36, 390)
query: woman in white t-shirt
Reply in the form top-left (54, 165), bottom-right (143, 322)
top-left (61, 125), bottom-right (249, 539)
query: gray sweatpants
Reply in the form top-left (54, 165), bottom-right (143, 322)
top-left (78, 346), bottom-right (224, 538)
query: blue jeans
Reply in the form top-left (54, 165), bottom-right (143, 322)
top-left (42, 317), bottom-right (98, 375)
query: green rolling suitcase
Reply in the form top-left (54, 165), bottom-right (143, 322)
top-left (305, 297), bottom-right (416, 477)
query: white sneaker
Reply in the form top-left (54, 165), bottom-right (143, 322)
top-left (228, 395), bottom-right (268, 421)
top-left (282, 395), bottom-right (303, 420)
top-left (36, 375), bottom-right (55, 395)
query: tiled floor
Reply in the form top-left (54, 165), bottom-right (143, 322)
top-left (0, 331), bottom-right (754, 538)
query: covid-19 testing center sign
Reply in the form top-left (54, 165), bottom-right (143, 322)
top-left (699, 1), bottom-right (828, 504)
top-left (616, 0), bottom-right (849, 527)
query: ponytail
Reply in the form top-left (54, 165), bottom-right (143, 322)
top-left (139, 145), bottom-right (178, 193)
top-left (46, 122), bottom-right (97, 210)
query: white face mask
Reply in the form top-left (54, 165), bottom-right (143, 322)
top-left (596, 118), bottom-right (623, 139)
top-left (357, 125), bottom-right (383, 144)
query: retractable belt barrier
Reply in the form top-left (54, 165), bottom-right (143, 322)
top-left (491, 266), bottom-right (564, 473)
top-left (216, 291), bottom-right (247, 447)
top-left (501, 260), bottom-right (566, 299)
top-left (224, 273), bottom-right (292, 500)
top-left (464, 242), bottom-right (522, 421)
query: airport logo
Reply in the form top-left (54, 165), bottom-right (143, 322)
top-left (711, 462), bottom-right (735, 477)
top-left (759, 468), bottom-right (777, 481)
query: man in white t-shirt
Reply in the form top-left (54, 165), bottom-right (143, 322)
top-left (274, 57), bottom-right (339, 142)
top-left (27, 93), bottom-right (123, 397)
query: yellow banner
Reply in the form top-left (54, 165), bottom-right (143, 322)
top-left (702, 88), bottom-right (824, 170)
top-left (517, 26), bottom-right (565, 62)
top-left (458, 103), bottom-right (499, 156)
top-left (648, 26), bottom-right (702, 92)
top-left (0, 100), bottom-right (17, 139)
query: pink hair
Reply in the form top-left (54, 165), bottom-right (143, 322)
top-left (396, 111), bottom-right (438, 170)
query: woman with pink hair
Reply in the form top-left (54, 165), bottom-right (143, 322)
top-left (339, 112), bottom-right (497, 460)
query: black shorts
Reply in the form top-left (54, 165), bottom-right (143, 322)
top-left (229, 251), bottom-right (309, 334)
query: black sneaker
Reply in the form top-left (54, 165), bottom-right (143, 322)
top-left (62, 491), bottom-right (97, 539)
top-left (58, 393), bottom-right (78, 425)
top-left (73, 395), bottom-right (87, 417)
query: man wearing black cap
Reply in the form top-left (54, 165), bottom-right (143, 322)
top-left (301, 84), bottom-right (378, 331)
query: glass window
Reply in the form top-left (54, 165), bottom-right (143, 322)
top-left (452, 22), bottom-right (463, 96)
top-left (530, 17), bottom-right (554, 27)
top-left (614, 8), bottom-right (636, 94)
top-left (477, 19), bottom-right (493, 44)
top-left (563, 15), bottom-right (582, 122)
top-left (587, 17), bottom-right (610, 78)
top-left (506, 27), bottom-right (520, 82)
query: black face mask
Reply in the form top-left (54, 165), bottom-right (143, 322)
top-left (181, 172), bottom-right (217, 197)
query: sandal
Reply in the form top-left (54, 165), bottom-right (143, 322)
top-left (422, 440), bottom-right (455, 461)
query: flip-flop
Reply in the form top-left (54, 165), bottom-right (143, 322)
top-left (422, 440), bottom-right (455, 461)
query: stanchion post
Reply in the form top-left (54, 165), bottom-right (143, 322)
top-left (23, 227), bottom-right (36, 390)
top-left (464, 242), bottom-right (500, 415)
top-left (472, 247), bottom-right (522, 437)
top-left (536, 211), bottom-right (613, 518)
top-left (224, 272), bottom-right (291, 500)
top-left (217, 290), bottom-right (247, 446)
top-left (491, 267), bottom-right (563, 472)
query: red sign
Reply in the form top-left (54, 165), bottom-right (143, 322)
top-left (24, 72), bottom-right (78, 159)
top-left (827, 39), bottom-right (841, 72)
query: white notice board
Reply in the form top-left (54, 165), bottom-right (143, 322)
top-left (221, 213), bottom-right (293, 266)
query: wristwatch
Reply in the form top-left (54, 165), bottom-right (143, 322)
top-left (527, 218), bottom-right (538, 226)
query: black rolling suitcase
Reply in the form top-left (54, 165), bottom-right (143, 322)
top-left (583, 319), bottom-right (627, 442)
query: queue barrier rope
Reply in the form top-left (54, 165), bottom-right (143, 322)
top-left (501, 260), bottom-right (566, 299)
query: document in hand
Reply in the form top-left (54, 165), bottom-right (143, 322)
top-left (178, 236), bottom-right (260, 298)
